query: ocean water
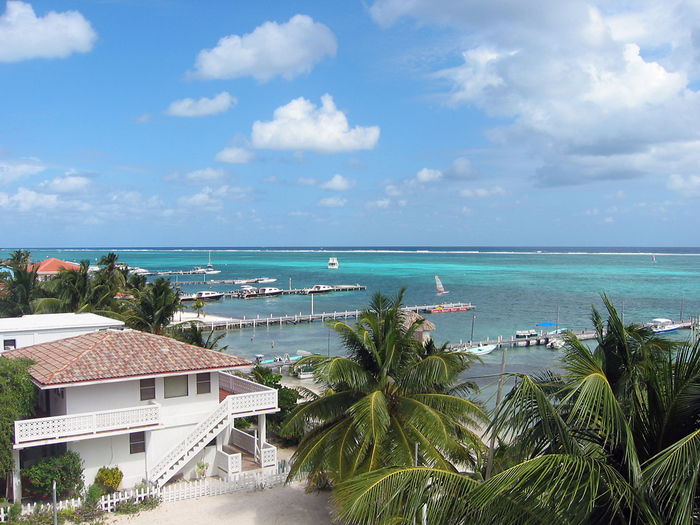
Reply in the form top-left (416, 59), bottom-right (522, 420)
top-left (16, 247), bottom-right (700, 401)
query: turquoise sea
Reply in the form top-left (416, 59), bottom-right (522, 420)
top-left (13, 247), bottom-right (700, 400)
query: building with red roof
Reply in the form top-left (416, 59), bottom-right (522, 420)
top-left (3, 329), bottom-right (278, 500)
top-left (26, 258), bottom-right (81, 281)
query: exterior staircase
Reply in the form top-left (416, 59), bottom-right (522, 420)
top-left (148, 379), bottom-right (278, 488)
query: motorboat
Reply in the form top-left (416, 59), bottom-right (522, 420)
top-left (243, 287), bottom-right (283, 298)
top-left (303, 284), bottom-right (333, 294)
top-left (328, 257), bottom-right (339, 269)
top-left (255, 277), bottom-right (277, 283)
top-left (647, 318), bottom-right (681, 334)
top-left (195, 290), bottom-right (224, 301)
top-left (463, 344), bottom-right (497, 356)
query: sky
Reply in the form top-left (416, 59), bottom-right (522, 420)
top-left (1, 0), bottom-right (700, 248)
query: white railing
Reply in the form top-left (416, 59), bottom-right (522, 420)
top-left (147, 386), bottom-right (278, 485)
top-left (14, 403), bottom-right (161, 446)
top-left (216, 449), bottom-right (242, 480)
top-left (219, 372), bottom-right (271, 395)
top-left (0, 468), bottom-right (291, 522)
top-left (261, 443), bottom-right (277, 467)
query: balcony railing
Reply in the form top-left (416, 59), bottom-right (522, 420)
top-left (219, 373), bottom-right (278, 414)
top-left (14, 402), bottom-right (161, 447)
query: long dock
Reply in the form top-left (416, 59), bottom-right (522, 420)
top-left (173, 303), bottom-right (474, 330)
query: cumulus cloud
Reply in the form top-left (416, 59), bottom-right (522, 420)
top-left (189, 14), bottom-right (337, 81)
top-left (184, 168), bottom-right (227, 184)
top-left (318, 196), bottom-right (347, 207)
top-left (320, 174), bottom-right (355, 191)
top-left (460, 186), bottom-right (507, 198)
top-left (367, 198), bottom-right (391, 209)
top-left (415, 168), bottom-right (442, 183)
top-left (0, 1), bottom-right (97, 62)
top-left (37, 174), bottom-right (91, 193)
top-left (215, 146), bottom-right (256, 164)
top-left (369, 0), bottom-right (700, 187)
top-left (165, 92), bottom-right (236, 117)
top-left (0, 162), bottom-right (44, 184)
top-left (0, 187), bottom-right (58, 211)
top-left (668, 173), bottom-right (700, 198)
top-left (251, 94), bottom-right (380, 153)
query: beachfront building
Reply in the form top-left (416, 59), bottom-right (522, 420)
top-left (3, 329), bottom-right (279, 501)
top-left (26, 258), bottom-right (80, 282)
top-left (0, 312), bottom-right (125, 351)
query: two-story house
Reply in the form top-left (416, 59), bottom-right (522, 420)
top-left (3, 329), bottom-right (279, 501)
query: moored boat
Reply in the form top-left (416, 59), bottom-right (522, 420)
top-left (463, 344), bottom-right (497, 356)
top-left (646, 318), bottom-right (681, 334)
top-left (303, 284), bottom-right (333, 294)
top-left (328, 257), bottom-right (339, 269)
top-left (243, 287), bottom-right (283, 298)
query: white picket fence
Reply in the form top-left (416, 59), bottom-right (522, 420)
top-left (0, 468), bottom-right (290, 522)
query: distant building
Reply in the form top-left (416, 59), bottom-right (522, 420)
top-left (0, 313), bottom-right (125, 352)
top-left (26, 258), bottom-right (80, 281)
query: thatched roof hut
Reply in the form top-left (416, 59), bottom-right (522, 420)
top-left (401, 310), bottom-right (435, 341)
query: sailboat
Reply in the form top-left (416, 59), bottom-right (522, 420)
top-left (435, 275), bottom-right (449, 295)
top-left (204, 252), bottom-right (220, 275)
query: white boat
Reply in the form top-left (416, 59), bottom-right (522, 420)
top-left (244, 287), bottom-right (283, 298)
top-left (328, 257), bottom-right (339, 269)
top-left (195, 290), bottom-right (224, 301)
top-left (463, 344), bottom-right (497, 356)
top-left (304, 284), bottom-right (333, 294)
top-left (647, 318), bottom-right (681, 334)
top-left (435, 275), bottom-right (449, 295)
top-left (255, 277), bottom-right (277, 283)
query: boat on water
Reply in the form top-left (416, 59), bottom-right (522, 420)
top-left (293, 363), bottom-right (314, 379)
top-left (435, 275), bottom-right (449, 295)
top-left (328, 257), bottom-right (339, 269)
top-left (427, 303), bottom-right (474, 313)
top-left (242, 287), bottom-right (283, 298)
top-left (463, 344), bottom-right (497, 356)
top-left (303, 284), bottom-right (333, 294)
top-left (180, 290), bottom-right (224, 302)
top-left (254, 277), bottom-right (277, 283)
top-left (647, 318), bottom-right (681, 334)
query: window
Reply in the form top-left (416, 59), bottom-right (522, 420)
top-left (130, 431), bottom-right (145, 454)
top-left (140, 378), bottom-right (156, 401)
top-left (3, 339), bottom-right (16, 351)
top-left (164, 375), bottom-right (188, 398)
top-left (196, 373), bottom-right (211, 394)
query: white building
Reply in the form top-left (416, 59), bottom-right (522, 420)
top-left (4, 329), bottom-right (278, 501)
top-left (0, 313), bottom-right (125, 351)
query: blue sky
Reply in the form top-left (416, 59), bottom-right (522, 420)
top-left (1, 0), bottom-right (700, 248)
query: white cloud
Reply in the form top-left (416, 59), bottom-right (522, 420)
top-left (0, 162), bottom-right (44, 184)
top-left (318, 196), bottom-right (347, 208)
top-left (0, 1), bottom-right (97, 62)
top-left (0, 187), bottom-right (58, 211)
top-left (251, 94), bottom-right (380, 153)
top-left (184, 168), bottom-right (227, 184)
top-left (444, 157), bottom-right (479, 180)
top-left (416, 168), bottom-right (442, 183)
top-left (367, 198), bottom-right (391, 209)
top-left (189, 14), bottom-right (337, 81)
top-left (215, 146), bottom-right (255, 164)
top-left (38, 174), bottom-right (90, 193)
top-left (320, 174), bottom-right (355, 191)
top-left (460, 186), bottom-right (507, 198)
top-left (165, 92), bottom-right (236, 117)
top-left (668, 173), bottom-right (700, 198)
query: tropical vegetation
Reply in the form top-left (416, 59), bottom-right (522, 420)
top-left (281, 288), bottom-right (487, 489)
top-left (332, 295), bottom-right (700, 525)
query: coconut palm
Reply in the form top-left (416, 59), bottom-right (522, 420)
top-left (332, 295), bottom-right (700, 525)
top-left (168, 321), bottom-right (227, 351)
top-left (281, 288), bottom-right (487, 489)
top-left (124, 277), bottom-right (181, 335)
top-left (0, 266), bottom-right (41, 317)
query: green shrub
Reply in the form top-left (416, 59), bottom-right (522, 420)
top-left (22, 451), bottom-right (84, 499)
top-left (84, 484), bottom-right (103, 505)
top-left (114, 495), bottom-right (160, 515)
top-left (94, 467), bottom-right (122, 494)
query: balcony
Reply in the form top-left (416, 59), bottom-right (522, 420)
top-left (218, 373), bottom-right (278, 415)
top-left (14, 402), bottom-right (162, 449)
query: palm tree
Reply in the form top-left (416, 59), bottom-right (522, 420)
top-left (168, 321), bottom-right (227, 351)
top-left (332, 295), bottom-right (700, 525)
top-left (125, 278), bottom-right (181, 335)
top-left (281, 288), bottom-right (487, 489)
top-left (6, 249), bottom-right (31, 269)
top-left (0, 266), bottom-right (40, 317)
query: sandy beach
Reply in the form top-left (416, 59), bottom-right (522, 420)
top-left (107, 482), bottom-right (334, 525)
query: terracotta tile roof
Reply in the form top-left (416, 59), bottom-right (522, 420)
top-left (27, 258), bottom-right (80, 275)
top-left (3, 329), bottom-right (251, 387)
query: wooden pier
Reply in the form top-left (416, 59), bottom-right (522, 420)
top-left (180, 284), bottom-right (367, 295)
top-left (173, 302), bottom-right (474, 331)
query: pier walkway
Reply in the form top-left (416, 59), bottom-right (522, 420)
top-left (173, 303), bottom-right (474, 330)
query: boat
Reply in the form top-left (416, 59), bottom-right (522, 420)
top-left (547, 339), bottom-right (565, 349)
top-left (293, 363), bottom-right (314, 379)
top-left (195, 290), bottom-right (224, 301)
top-left (328, 257), bottom-right (339, 269)
top-left (435, 275), bottom-right (449, 295)
top-left (254, 277), bottom-right (277, 283)
top-left (463, 344), bottom-right (497, 356)
top-left (427, 303), bottom-right (474, 313)
top-left (647, 318), bottom-right (681, 334)
top-left (243, 287), bottom-right (283, 298)
top-left (303, 284), bottom-right (333, 294)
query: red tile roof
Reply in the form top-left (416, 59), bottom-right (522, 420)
top-left (27, 258), bottom-right (80, 275)
top-left (3, 329), bottom-right (251, 387)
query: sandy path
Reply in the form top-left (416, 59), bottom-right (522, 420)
top-left (107, 482), bottom-right (334, 525)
